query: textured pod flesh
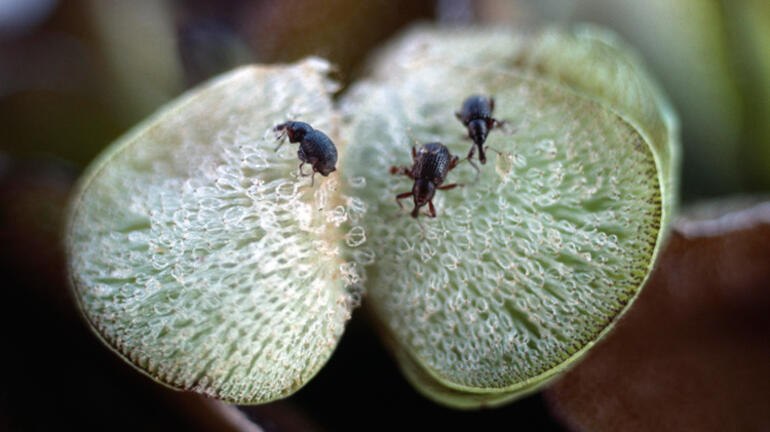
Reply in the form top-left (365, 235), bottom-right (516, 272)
top-left (341, 26), bottom-right (678, 408)
top-left (66, 25), bottom-right (678, 409)
top-left (66, 59), bottom-right (365, 404)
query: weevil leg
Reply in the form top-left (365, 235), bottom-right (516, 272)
top-left (415, 214), bottom-right (425, 233)
top-left (489, 97), bottom-right (495, 112)
top-left (462, 153), bottom-right (480, 183)
top-left (491, 118), bottom-right (506, 129)
top-left (273, 124), bottom-right (289, 150)
top-left (310, 170), bottom-right (316, 187)
top-left (427, 200), bottom-right (437, 218)
top-left (438, 183), bottom-right (463, 191)
top-left (396, 191), bottom-right (412, 211)
top-left (466, 142), bottom-right (477, 160)
top-left (448, 155), bottom-right (460, 171)
top-left (389, 165), bottom-right (414, 179)
top-left (484, 145), bottom-right (504, 157)
top-left (274, 132), bottom-right (288, 151)
top-left (411, 146), bottom-right (418, 162)
top-left (406, 128), bottom-right (420, 148)
top-left (274, 122), bottom-right (289, 132)
top-left (298, 162), bottom-right (312, 177)
top-left (492, 118), bottom-right (515, 134)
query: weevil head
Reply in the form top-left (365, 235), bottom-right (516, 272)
top-left (412, 179), bottom-right (436, 217)
top-left (276, 121), bottom-right (313, 142)
top-left (319, 165), bottom-right (336, 176)
top-left (468, 118), bottom-right (489, 147)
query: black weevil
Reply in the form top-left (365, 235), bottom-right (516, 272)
top-left (390, 142), bottom-right (462, 218)
top-left (274, 121), bottom-right (337, 186)
top-left (455, 95), bottom-right (505, 167)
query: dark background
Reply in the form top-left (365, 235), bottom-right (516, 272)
top-left (2, 1), bottom-right (768, 430)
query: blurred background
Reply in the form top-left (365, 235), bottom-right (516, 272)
top-left (1, 1), bottom-right (768, 430)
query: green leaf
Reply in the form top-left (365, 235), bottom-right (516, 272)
top-left (341, 25), bottom-right (678, 407)
top-left (723, 0), bottom-right (770, 187)
top-left (66, 58), bottom-right (364, 404)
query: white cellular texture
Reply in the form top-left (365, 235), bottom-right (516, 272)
top-left (67, 26), bottom-right (674, 408)
top-left (67, 59), bottom-right (365, 403)
top-left (342, 29), bottom-right (662, 391)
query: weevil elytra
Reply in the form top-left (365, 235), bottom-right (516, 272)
top-left (390, 142), bottom-right (463, 218)
top-left (274, 121), bottom-right (337, 186)
top-left (455, 95), bottom-right (505, 167)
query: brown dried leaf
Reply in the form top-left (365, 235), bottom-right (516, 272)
top-left (545, 199), bottom-right (770, 431)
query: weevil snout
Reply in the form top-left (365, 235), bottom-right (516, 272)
top-left (468, 119), bottom-right (489, 147)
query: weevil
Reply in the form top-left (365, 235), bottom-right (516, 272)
top-left (455, 95), bottom-right (505, 167)
top-left (274, 121), bottom-right (337, 186)
top-left (390, 142), bottom-right (462, 218)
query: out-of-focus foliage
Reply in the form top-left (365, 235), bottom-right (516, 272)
top-left (87, 0), bottom-right (184, 121)
top-left (0, 0), bottom-right (432, 166)
top-left (479, 0), bottom-right (770, 197)
top-left (3, 0), bottom-right (768, 197)
top-left (722, 0), bottom-right (770, 190)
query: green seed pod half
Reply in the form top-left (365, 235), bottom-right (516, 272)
top-left (66, 58), bottom-right (365, 404)
top-left (341, 25), bottom-right (679, 408)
